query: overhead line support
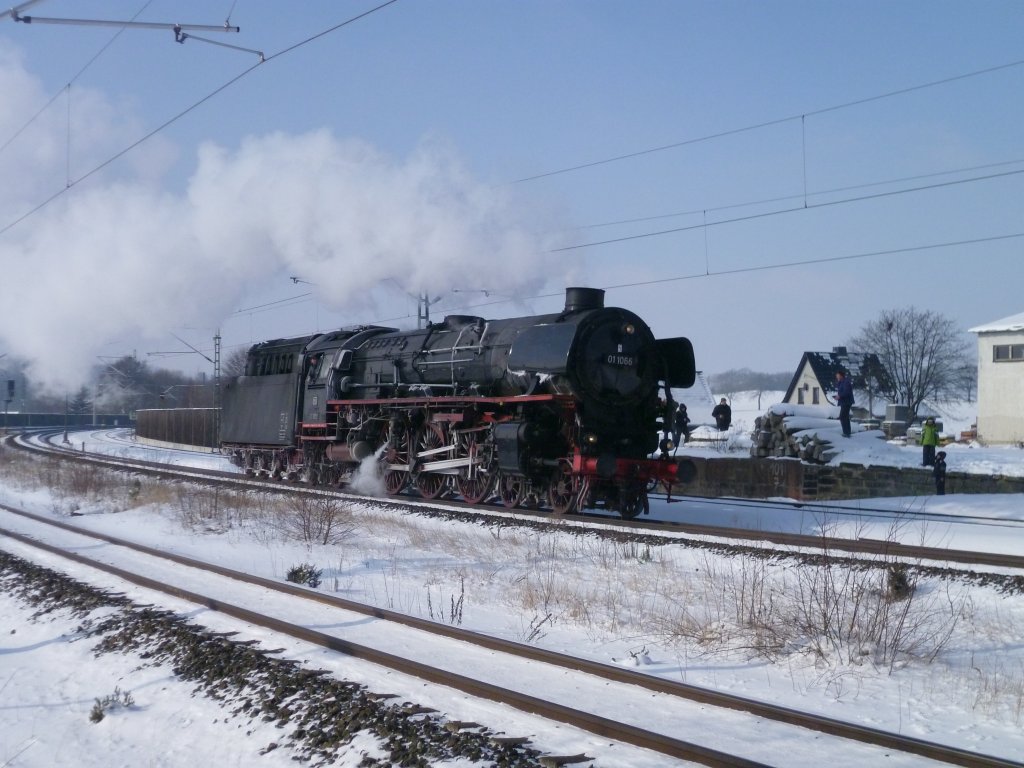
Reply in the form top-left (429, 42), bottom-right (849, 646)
top-left (10, 15), bottom-right (241, 34)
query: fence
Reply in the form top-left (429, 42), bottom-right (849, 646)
top-left (135, 408), bottom-right (219, 449)
top-left (0, 413), bottom-right (132, 429)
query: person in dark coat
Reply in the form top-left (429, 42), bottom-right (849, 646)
top-left (712, 398), bottom-right (731, 431)
top-left (673, 403), bottom-right (691, 445)
top-left (933, 451), bottom-right (947, 495)
top-left (834, 370), bottom-right (854, 437)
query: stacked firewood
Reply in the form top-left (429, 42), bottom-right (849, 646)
top-left (750, 411), bottom-right (835, 463)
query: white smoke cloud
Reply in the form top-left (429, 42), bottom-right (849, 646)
top-left (0, 46), bottom-right (563, 391)
top-left (186, 130), bottom-right (554, 310)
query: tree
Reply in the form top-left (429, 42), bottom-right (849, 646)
top-left (222, 347), bottom-right (250, 378)
top-left (94, 355), bottom-right (204, 410)
top-left (709, 368), bottom-right (792, 393)
top-left (68, 386), bottom-right (92, 415)
top-left (850, 307), bottom-right (971, 422)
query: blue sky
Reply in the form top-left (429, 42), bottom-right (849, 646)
top-left (0, 1), bottom-right (1022, 387)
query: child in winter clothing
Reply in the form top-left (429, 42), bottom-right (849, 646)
top-left (933, 450), bottom-right (947, 495)
top-left (673, 404), bottom-right (691, 446)
top-left (921, 417), bottom-right (939, 466)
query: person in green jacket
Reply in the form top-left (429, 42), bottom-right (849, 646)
top-left (921, 417), bottom-right (939, 467)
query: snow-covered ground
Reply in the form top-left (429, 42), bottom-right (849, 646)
top-left (2, 405), bottom-right (1023, 767)
top-left (677, 390), bottom-right (1023, 477)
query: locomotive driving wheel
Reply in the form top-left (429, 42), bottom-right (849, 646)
top-left (455, 432), bottom-right (495, 504)
top-left (414, 423), bottom-right (449, 500)
top-left (498, 472), bottom-right (526, 509)
top-left (378, 421), bottom-right (410, 495)
top-left (619, 487), bottom-right (650, 520)
top-left (548, 461), bottom-right (579, 515)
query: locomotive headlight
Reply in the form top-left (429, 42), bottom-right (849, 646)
top-left (584, 432), bottom-right (599, 446)
top-left (622, 323), bottom-right (636, 335)
top-left (660, 438), bottom-right (674, 453)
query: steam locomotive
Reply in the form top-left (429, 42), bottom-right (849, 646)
top-left (221, 287), bottom-right (696, 518)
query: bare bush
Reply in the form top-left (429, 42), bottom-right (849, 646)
top-left (66, 462), bottom-right (101, 496)
top-left (89, 687), bottom-right (135, 723)
top-left (519, 612), bottom-right (554, 643)
top-left (427, 575), bottom-right (465, 625)
top-left (273, 493), bottom-right (354, 545)
top-left (645, 547), bottom-right (965, 671)
top-left (174, 485), bottom-right (229, 530)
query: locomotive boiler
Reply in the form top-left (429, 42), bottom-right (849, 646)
top-left (221, 287), bottom-right (696, 518)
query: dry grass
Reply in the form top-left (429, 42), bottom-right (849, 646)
top-left (0, 449), bottom-right (158, 515)
top-left (2, 443), bottom-right (1019, 723)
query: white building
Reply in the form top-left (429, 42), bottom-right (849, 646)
top-left (969, 311), bottom-right (1024, 445)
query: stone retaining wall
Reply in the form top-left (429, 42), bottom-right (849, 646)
top-left (681, 456), bottom-right (1024, 501)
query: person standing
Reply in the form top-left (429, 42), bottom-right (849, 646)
top-left (712, 398), bottom-right (732, 431)
top-left (673, 403), bottom-right (691, 445)
top-left (920, 417), bottom-right (939, 467)
top-left (834, 370), bottom-right (854, 437)
top-left (933, 450), bottom-right (947, 495)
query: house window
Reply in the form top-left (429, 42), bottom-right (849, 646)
top-left (797, 389), bottom-right (805, 405)
top-left (993, 344), bottom-right (1024, 362)
top-left (812, 387), bottom-right (820, 405)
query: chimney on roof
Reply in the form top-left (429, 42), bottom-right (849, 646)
top-left (833, 346), bottom-right (848, 356)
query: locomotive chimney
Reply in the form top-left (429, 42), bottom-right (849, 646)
top-left (564, 287), bottom-right (605, 313)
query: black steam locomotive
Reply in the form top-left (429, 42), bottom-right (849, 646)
top-left (221, 287), bottom-right (696, 518)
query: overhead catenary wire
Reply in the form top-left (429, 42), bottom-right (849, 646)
top-left (551, 167), bottom-right (1024, 253)
top-left (574, 156), bottom-right (1024, 231)
top-left (512, 56), bottom-right (1024, 184)
top-left (0, 18), bottom-right (1014, 243)
top-left (0, 0), bottom-right (155, 158)
top-left (232, 292), bottom-right (314, 315)
top-left (0, 4), bottom-right (1018, 348)
top-left (359, 231), bottom-right (1024, 328)
top-left (0, 0), bottom-right (401, 240)
top-left (224, 0), bottom-right (240, 27)
top-left (599, 231), bottom-right (1024, 291)
top-left (213, 226), bottom-right (1024, 350)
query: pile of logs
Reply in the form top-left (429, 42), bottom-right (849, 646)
top-left (750, 411), bottom-right (836, 463)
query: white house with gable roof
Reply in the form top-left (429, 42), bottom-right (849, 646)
top-left (969, 311), bottom-right (1024, 444)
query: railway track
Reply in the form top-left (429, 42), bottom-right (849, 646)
top-left (8, 429), bottom-right (1024, 578)
top-left (1, 500), bottom-right (1019, 767)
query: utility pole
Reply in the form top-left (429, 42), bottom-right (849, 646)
top-left (3, 377), bottom-right (13, 432)
top-left (213, 330), bottom-right (221, 452)
top-left (417, 293), bottom-right (442, 329)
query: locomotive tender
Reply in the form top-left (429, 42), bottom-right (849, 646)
top-left (221, 287), bottom-right (696, 518)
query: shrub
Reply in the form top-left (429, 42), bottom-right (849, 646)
top-left (275, 494), bottom-right (354, 545)
top-left (286, 563), bottom-right (322, 588)
top-left (89, 687), bottom-right (135, 722)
